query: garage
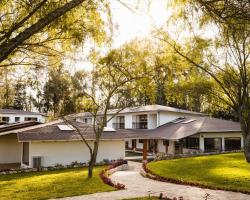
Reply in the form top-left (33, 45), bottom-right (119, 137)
top-left (225, 137), bottom-right (241, 151)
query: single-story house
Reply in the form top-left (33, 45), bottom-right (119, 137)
top-left (120, 116), bottom-right (243, 155)
top-left (0, 120), bottom-right (125, 169)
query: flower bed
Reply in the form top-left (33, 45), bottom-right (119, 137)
top-left (99, 160), bottom-right (127, 190)
top-left (0, 161), bottom-right (108, 175)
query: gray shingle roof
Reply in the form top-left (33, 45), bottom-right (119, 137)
top-left (0, 109), bottom-right (45, 116)
top-left (143, 116), bottom-right (241, 140)
top-left (16, 117), bottom-right (241, 142)
top-left (17, 120), bottom-right (126, 141)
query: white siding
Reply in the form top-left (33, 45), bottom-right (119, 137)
top-left (0, 134), bottom-right (21, 164)
top-left (147, 114), bottom-right (157, 129)
top-left (125, 114), bottom-right (133, 128)
top-left (158, 139), bottom-right (166, 153)
top-left (168, 140), bottom-right (175, 154)
top-left (136, 139), bottom-right (143, 149)
top-left (106, 115), bottom-right (114, 128)
top-left (29, 140), bottom-right (125, 167)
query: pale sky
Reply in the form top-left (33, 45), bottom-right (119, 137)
top-left (110, 0), bottom-right (170, 47)
top-left (65, 0), bottom-right (171, 71)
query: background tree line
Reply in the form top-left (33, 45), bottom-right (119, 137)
top-left (0, 37), bottom-right (236, 120)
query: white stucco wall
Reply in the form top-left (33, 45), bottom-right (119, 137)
top-left (106, 115), bottom-right (114, 128)
top-left (0, 114), bottom-right (45, 123)
top-left (29, 140), bottom-right (125, 167)
top-left (0, 133), bottom-right (21, 164)
top-left (168, 140), bottom-right (175, 154)
top-left (147, 114), bottom-right (157, 129)
top-left (136, 139), bottom-right (143, 149)
top-left (199, 132), bottom-right (243, 152)
top-left (158, 140), bottom-right (166, 153)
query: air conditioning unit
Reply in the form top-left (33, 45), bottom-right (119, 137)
top-left (33, 156), bottom-right (42, 169)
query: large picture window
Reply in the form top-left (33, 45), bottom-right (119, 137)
top-left (225, 137), bottom-right (241, 151)
top-left (24, 117), bottom-right (37, 121)
top-left (204, 138), bottom-right (222, 152)
top-left (182, 137), bottom-right (199, 150)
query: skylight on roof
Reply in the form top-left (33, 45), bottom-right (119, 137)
top-left (182, 119), bottom-right (196, 124)
top-left (103, 127), bottom-right (116, 132)
top-left (58, 125), bottom-right (74, 131)
top-left (172, 117), bottom-right (185, 124)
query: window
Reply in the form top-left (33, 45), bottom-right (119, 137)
top-left (125, 141), bottom-right (129, 149)
top-left (139, 115), bottom-right (147, 122)
top-left (139, 139), bottom-right (144, 143)
top-left (182, 137), bottom-right (199, 150)
top-left (84, 117), bottom-right (92, 124)
top-left (0, 117), bottom-right (9, 122)
top-left (113, 116), bottom-right (125, 129)
top-left (24, 117), bottom-right (37, 121)
top-left (163, 140), bottom-right (169, 146)
top-left (15, 117), bottom-right (20, 122)
top-left (117, 116), bottom-right (125, 123)
top-left (133, 115), bottom-right (148, 129)
top-left (204, 138), bottom-right (222, 152)
top-left (225, 138), bottom-right (241, 151)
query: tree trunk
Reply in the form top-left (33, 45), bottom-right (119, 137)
top-left (239, 117), bottom-right (250, 163)
top-left (88, 139), bottom-right (100, 178)
top-left (244, 134), bottom-right (250, 163)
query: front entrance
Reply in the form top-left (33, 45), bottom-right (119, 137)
top-left (204, 138), bottom-right (222, 152)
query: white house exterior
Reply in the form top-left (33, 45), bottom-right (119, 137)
top-left (0, 105), bottom-right (243, 169)
top-left (0, 109), bottom-right (46, 124)
top-left (0, 120), bottom-right (125, 169)
top-left (77, 105), bottom-right (243, 155)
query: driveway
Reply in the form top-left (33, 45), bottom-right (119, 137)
top-left (60, 161), bottom-right (250, 200)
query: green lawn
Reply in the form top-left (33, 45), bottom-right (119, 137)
top-left (0, 166), bottom-right (114, 200)
top-left (147, 152), bottom-right (250, 193)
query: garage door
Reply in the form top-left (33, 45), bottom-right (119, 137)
top-left (225, 137), bottom-right (241, 151)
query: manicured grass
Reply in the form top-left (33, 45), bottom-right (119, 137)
top-left (0, 166), bottom-right (114, 200)
top-left (147, 153), bottom-right (250, 193)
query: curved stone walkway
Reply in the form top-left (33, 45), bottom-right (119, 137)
top-left (60, 161), bottom-right (250, 200)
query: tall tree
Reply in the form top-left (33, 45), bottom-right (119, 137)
top-left (63, 56), bottom-right (142, 178)
top-left (13, 79), bottom-right (27, 110)
top-left (0, 0), bottom-right (109, 68)
top-left (164, 0), bottom-right (250, 161)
